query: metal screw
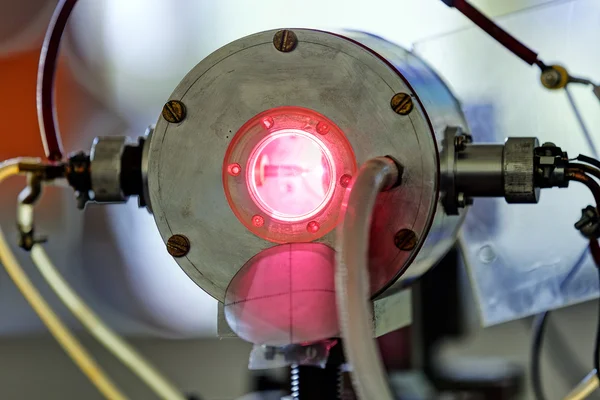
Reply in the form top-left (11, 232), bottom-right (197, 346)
top-left (167, 234), bottom-right (190, 258)
top-left (273, 30), bottom-right (298, 53)
top-left (394, 229), bottom-right (418, 251)
top-left (541, 68), bottom-right (562, 88)
top-left (162, 100), bottom-right (186, 123)
top-left (390, 93), bottom-right (414, 115)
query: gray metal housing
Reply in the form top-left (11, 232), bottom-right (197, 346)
top-left (145, 29), bottom-right (468, 301)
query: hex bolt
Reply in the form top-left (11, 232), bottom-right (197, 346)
top-left (167, 234), bottom-right (190, 258)
top-left (162, 100), bottom-right (186, 123)
top-left (273, 30), bottom-right (298, 53)
top-left (394, 229), bottom-right (418, 251)
top-left (390, 93), bottom-right (414, 115)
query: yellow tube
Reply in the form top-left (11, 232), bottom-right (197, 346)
top-left (30, 244), bottom-right (185, 400)
top-left (563, 370), bottom-right (598, 400)
top-left (0, 160), bottom-right (127, 400)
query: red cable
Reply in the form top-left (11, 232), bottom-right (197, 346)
top-left (37, 0), bottom-right (78, 162)
top-left (446, 0), bottom-right (543, 68)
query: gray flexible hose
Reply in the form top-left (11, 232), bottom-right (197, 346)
top-left (336, 157), bottom-right (399, 400)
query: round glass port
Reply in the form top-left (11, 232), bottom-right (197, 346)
top-left (247, 130), bottom-right (335, 222)
top-left (223, 106), bottom-right (356, 243)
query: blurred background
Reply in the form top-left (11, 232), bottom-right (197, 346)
top-left (0, 0), bottom-right (599, 398)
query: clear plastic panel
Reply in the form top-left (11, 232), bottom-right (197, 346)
top-left (414, 0), bottom-right (600, 325)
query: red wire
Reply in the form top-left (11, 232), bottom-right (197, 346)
top-left (37, 0), bottom-right (78, 162)
top-left (450, 0), bottom-right (542, 68)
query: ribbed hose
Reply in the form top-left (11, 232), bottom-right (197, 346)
top-left (336, 157), bottom-right (399, 400)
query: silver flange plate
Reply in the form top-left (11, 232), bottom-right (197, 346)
top-left (148, 29), bottom-right (438, 301)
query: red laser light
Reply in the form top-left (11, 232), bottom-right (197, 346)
top-left (223, 106), bottom-right (357, 243)
top-left (247, 130), bottom-right (335, 222)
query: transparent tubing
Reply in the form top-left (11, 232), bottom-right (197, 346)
top-left (336, 157), bottom-right (399, 400)
top-left (563, 370), bottom-right (598, 400)
top-left (17, 180), bottom-right (185, 400)
top-left (0, 160), bottom-right (127, 400)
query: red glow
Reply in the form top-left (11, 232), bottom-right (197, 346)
top-left (247, 130), bottom-right (335, 222)
top-left (339, 174), bottom-right (352, 188)
top-left (262, 117), bottom-right (274, 129)
top-left (223, 106), bottom-right (357, 243)
top-left (228, 163), bottom-right (242, 176)
top-left (307, 221), bottom-right (320, 233)
top-left (316, 122), bottom-right (330, 135)
top-left (252, 215), bottom-right (264, 227)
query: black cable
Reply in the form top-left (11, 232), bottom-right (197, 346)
top-left (577, 154), bottom-right (600, 171)
top-left (532, 312), bottom-right (549, 400)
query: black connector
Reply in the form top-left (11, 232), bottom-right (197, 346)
top-left (534, 143), bottom-right (569, 189)
top-left (120, 137), bottom-right (145, 206)
top-left (65, 151), bottom-right (92, 209)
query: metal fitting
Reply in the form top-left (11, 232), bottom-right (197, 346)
top-left (90, 137), bottom-right (129, 202)
top-left (540, 65), bottom-right (569, 89)
top-left (503, 137), bottom-right (540, 203)
top-left (534, 142), bottom-right (569, 189)
top-left (575, 206), bottom-right (600, 239)
top-left (441, 126), bottom-right (542, 213)
top-left (88, 136), bottom-right (147, 205)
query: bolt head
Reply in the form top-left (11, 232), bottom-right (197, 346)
top-left (162, 100), bottom-right (186, 123)
top-left (273, 30), bottom-right (298, 53)
top-left (541, 69), bottom-right (561, 88)
top-left (390, 93), bottom-right (414, 115)
top-left (394, 229), bottom-right (418, 251)
top-left (167, 234), bottom-right (190, 258)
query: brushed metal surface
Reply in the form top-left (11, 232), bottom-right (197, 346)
top-left (90, 136), bottom-right (128, 202)
top-left (148, 29), bottom-right (439, 301)
top-left (347, 31), bottom-right (469, 288)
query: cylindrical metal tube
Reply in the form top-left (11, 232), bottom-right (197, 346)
top-left (455, 145), bottom-right (504, 197)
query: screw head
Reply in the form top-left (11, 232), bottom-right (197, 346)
top-left (541, 68), bottom-right (562, 88)
top-left (252, 215), bottom-right (265, 227)
top-left (273, 30), bottom-right (298, 53)
top-left (390, 93), bottom-right (414, 115)
top-left (316, 122), bottom-right (330, 135)
top-left (339, 174), bottom-right (352, 188)
top-left (307, 221), bottom-right (320, 233)
top-left (227, 163), bottom-right (242, 176)
top-left (167, 234), bottom-right (190, 258)
top-left (162, 100), bottom-right (186, 123)
top-left (394, 229), bottom-right (418, 251)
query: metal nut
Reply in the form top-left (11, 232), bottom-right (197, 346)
top-left (457, 192), bottom-right (472, 208)
top-left (394, 229), bottom-right (418, 251)
top-left (167, 234), bottom-right (190, 258)
top-left (390, 93), bottom-right (414, 115)
top-left (273, 30), bottom-right (298, 53)
top-left (162, 100), bottom-right (186, 123)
